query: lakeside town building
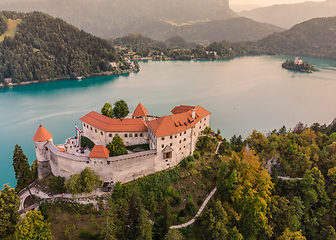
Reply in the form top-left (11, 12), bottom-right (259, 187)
top-left (33, 104), bottom-right (211, 184)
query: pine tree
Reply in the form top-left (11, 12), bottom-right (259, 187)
top-left (12, 144), bottom-right (32, 192)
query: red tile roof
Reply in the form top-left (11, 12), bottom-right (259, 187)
top-left (171, 105), bottom-right (195, 114)
top-left (57, 147), bottom-right (69, 154)
top-left (33, 125), bottom-right (53, 142)
top-left (147, 105), bottom-right (211, 137)
top-left (89, 145), bottom-right (110, 158)
top-left (133, 103), bottom-right (147, 117)
top-left (80, 111), bottom-right (148, 132)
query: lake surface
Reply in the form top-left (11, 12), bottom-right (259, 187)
top-left (1, 55), bottom-right (336, 188)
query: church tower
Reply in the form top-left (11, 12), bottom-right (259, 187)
top-left (33, 125), bottom-right (53, 179)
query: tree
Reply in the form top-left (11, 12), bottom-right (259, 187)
top-left (0, 184), bottom-right (20, 239)
top-left (15, 210), bottom-right (52, 240)
top-left (165, 229), bottom-right (184, 240)
top-left (200, 200), bottom-right (228, 240)
top-left (101, 102), bottom-right (113, 118)
top-left (278, 228), bottom-right (306, 240)
top-left (65, 167), bottom-right (102, 195)
top-left (113, 99), bottom-right (129, 118)
top-left (12, 144), bottom-right (32, 192)
top-left (48, 176), bottom-right (65, 194)
top-left (107, 136), bottom-right (127, 157)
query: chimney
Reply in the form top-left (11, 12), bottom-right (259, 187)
top-left (192, 109), bottom-right (195, 119)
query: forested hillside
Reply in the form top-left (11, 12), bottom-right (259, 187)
top-left (0, 11), bottom-right (124, 85)
top-left (239, 0), bottom-right (336, 29)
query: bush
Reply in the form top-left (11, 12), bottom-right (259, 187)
top-left (186, 198), bottom-right (197, 215)
top-left (193, 151), bottom-right (200, 159)
top-left (79, 230), bottom-right (100, 239)
top-left (48, 176), bottom-right (66, 194)
top-left (197, 199), bottom-right (204, 206)
top-left (81, 136), bottom-right (95, 149)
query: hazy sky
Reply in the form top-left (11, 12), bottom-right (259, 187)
top-left (230, 0), bottom-right (325, 6)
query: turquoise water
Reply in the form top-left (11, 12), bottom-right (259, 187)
top-left (1, 55), bottom-right (336, 188)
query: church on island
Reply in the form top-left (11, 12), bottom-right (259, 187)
top-left (33, 104), bottom-right (211, 184)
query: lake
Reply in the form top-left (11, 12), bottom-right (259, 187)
top-left (1, 55), bottom-right (336, 188)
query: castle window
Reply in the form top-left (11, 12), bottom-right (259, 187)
top-left (161, 137), bottom-right (164, 140)
top-left (135, 133), bottom-right (138, 137)
top-left (84, 123), bottom-right (86, 127)
top-left (179, 140), bottom-right (181, 143)
top-left (164, 152), bottom-right (172, 159)
top-left (170, 135), bottom-right (173, 139)
top-left (91, 127), bottom-right (92, 130)
top-left (184, 138), bottom-right (186, 142)
top-left (184, 131), bottom-right (186, 134)
top-left (101, 161), bottom-right (103, 164)
top-left (129, 133), bottom-right (133, 137)
top-left (45, 147), bottom-right (48, 151)
top-left (86, 161), bottom-right (89, 164)
top-left (199, 126), bottom-right (201, 129)
top-left (175, 135), bottom-right (177, 138)
top-left (200, 120), bottom-right (202, 123)
top-left (179, 148), bottom-right (181, 150)
top-left (165, 159), bottom-right (168, 162)
top-left (184, 146), bottom-right (186, 148)
top-left (140, 133), bottom-right (143, 137)
top-left (180, 133), bottom-right (182, 136)
top-left (101, 131), bottom-right (103, 135)
top-left (204, 118), bottom-right (206, 120)
top-left (115, 133), bottom-right (118, 136)
top-left (125, 133), bottom-right (128, 137)
top-left (107, 161), bottom-right (110, 165)
top-left (94, 161), bottom-right (96, 164)
top-left (162, 144), bottom-right (164, 148)
top-left (170, 143), bottom-right (172, 146)
top-left (95, 129), bottom-right (97, 133)
top-left (109, 133), bottom-right (112, 137)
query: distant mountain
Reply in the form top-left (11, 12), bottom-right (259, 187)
top-left (120, 17), bottom-right (284, 44)
top-left (230, 4), bottom-right (262, 12)
top-left (0, 0), bottom-right (236, 38)
top-left (0, 11), bottom-right (124, 85)
top-left (255, 16), bottom-right (336, 60)
top-left (239, 0), bottom-right (336, 29)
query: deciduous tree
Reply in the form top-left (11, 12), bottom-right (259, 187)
top-left (101, 102), bottom-right (113, 118)
top-left (113, 99), bottom-right (129, 118)
top-left (107, 136), bottom-right (127, 157)
top-left (15, 210), bottom-right (52, 240)
top-left (0, 184), bottom-right (20, 239)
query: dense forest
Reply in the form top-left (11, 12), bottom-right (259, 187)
top-left (113, 17), bottom-right (336, 61)
top-left (0, 11), bottom-right (126, 85)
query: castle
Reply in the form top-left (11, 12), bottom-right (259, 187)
top-left (33, 104), bottom-right (211, 184)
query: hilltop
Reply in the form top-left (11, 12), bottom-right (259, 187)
top-left (0, 11), bottom-right (133, 86)
top-left (239, 0), bottom-right (336, 29)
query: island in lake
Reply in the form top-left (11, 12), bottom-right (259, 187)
top-left (282, 56), bottom-right (316, 73)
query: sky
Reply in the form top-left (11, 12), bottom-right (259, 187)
top-left (230, 0), bottom-right (325, 6)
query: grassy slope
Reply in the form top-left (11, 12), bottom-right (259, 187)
top-left (0, 18), bottom-right (21, 42)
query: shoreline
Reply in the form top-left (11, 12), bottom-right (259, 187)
top-left (0, 68), bottom-right (139, 89)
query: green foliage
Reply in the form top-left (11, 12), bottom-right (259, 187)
top-left (15, 210), bottom-right (51, 240)
top-left (101, 102), bottom-right (113, 118)
top-left (113, 99), bottom-right (129, 118)
top-left (165, 229), bottom-right (184, 240)
top-left (282, 59), bottom-right (316, 72)
top-left (200, 200), bottom-right (229, 240)
top-left (0, 184), bottom-right (20, 239)
top-left (65, 167), bottom-right (102, 195)
top-left (81, 136), bottom-right (95, 149)
top-left (0, 11), bottom-right (121, 84)
top-left (12, 144), bottom-right (32, 192)
top-left (107, 136), bottom-right (127, 157)
top-left (48, 176), bottom-right (65, 194)
top-left (193, 151), bottom-right (200, 159)
top-left (196, 135), bottom-right (217, 152)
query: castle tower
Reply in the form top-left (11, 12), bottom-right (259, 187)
top-left (33, 125), bottom-right (53, 179)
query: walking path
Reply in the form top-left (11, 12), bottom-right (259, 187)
top-left (264, 158), bottom-right (303, 181)
top-left (170, 187), bottom-right (217, 229)
top-left (215, 141), bottom-right (222, 154)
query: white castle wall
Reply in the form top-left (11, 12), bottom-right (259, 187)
top-left (81, 121), bottom-right (148, 146)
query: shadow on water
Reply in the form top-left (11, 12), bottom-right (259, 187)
top-left (0, 72), bottom-right (132, 94)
